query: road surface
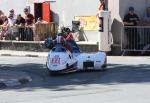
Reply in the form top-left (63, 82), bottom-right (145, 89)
top-left (0, 56), bottom-right (150, 103)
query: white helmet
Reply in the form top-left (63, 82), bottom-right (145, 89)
top-left (56, 35), bottom-right (65, 44)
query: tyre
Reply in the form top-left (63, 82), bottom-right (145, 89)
top-left (101, 58), bottom-right (107, 71)
top-left (46, 62), bottom-right (52, 76)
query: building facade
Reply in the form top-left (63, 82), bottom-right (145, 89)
top-left (0, 0), bottom-right (150, 52)
top-left (0, 0), bottom-right (100, 42)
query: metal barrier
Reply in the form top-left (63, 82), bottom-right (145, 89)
top-left (121, 26), bottom-right (150, 54)
top-left (0, 22), bottom-right (58, 41)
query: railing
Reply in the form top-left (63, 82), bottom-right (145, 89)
top-left (0, 22), bottom-right (58, 41)
top-left (121, 26), bottom-right (150, 54)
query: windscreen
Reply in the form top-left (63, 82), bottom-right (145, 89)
top-left (52, 47), bottom-right (67, 52)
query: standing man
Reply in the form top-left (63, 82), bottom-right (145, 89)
top-left (15, 14), bottom-right (26, 41)
top-left (9, 9), bottom-right (17, 25)
top-left (24, 8), bottom-right (34, 26)
top-left (123, 6), bottom-right (140, 50)
top-left (24, 8), bottom-right (34, 41)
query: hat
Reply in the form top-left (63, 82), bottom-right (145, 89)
top-left (24, 8), bottom-right (28, 12)
top-left (129, 6), bottom-right (134, 11)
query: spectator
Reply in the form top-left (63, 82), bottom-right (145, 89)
top-left (123, 7), bottom-right (140, 26)
top-left (15, 14), bottom-right (26, 40)
top-left (24, 8), bottom-right (34, 26)
top-left (15, 14), bottom-right (25, 26)
top-left (0, 10), bottom-right (4, 25)
top-left (142, 7), bottom-right (150, 26)
top-left (0, 10), bottom-right (4, 16)
top-left (123, 6), bottom-right (140, 50)
top-left (0, 15), bottom-right (10, 40)
top-left (24, 8), bottom-right (34, 41)
top-left (8, 9), bottom-right (17, 40)
top-left (0, 16), bottom-right (3, 25)
top-left (8, 9), bottom-right (17, 25)
top-left (8, 14), bottom-right (14, 27)
top-left (141, 7), bottom-right (150, 51)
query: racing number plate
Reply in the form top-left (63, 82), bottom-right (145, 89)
top-left (51, 56), bottom-right (60, 64)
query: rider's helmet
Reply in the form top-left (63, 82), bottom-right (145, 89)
top-left (44, 37), bottom-right (54, 49)
top-left (56, 33), bottom-right (65, 44)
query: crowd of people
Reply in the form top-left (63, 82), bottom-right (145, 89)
top-left (0, 8), bottom-right (48, 41)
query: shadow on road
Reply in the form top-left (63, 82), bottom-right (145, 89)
top-left (0, 63), bottom-right (150, 91)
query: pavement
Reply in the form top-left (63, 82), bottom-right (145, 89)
top-left (0, 50), bottom-right (48, 57)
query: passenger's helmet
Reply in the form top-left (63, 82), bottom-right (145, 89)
top-left (65, 28), bottom-right (71, 34)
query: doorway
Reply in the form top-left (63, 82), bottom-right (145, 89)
top-left (34, 2), bottom-right (51, 22)
top-left (34, 3), bottom-right (42, 22)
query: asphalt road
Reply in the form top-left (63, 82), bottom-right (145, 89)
top-left (0, 56), bottom-right (150, 103)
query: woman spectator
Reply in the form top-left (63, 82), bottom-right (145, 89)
top-left (0, 15), bottom-right (10, 40)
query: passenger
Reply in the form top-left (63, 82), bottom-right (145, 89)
top-left (123, 6), bottom-right (140, 50)
top-left (53, 32), bottom-right (72, 52)
top-left (62, 28), bottom-right (80, 53)
top-left (63, 28), bottom-right (74, 41)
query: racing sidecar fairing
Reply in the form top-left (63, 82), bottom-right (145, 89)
top-left (46, 40), bottom-right (107, 75)
top-left (46, 44), bottom-right (78, 74)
